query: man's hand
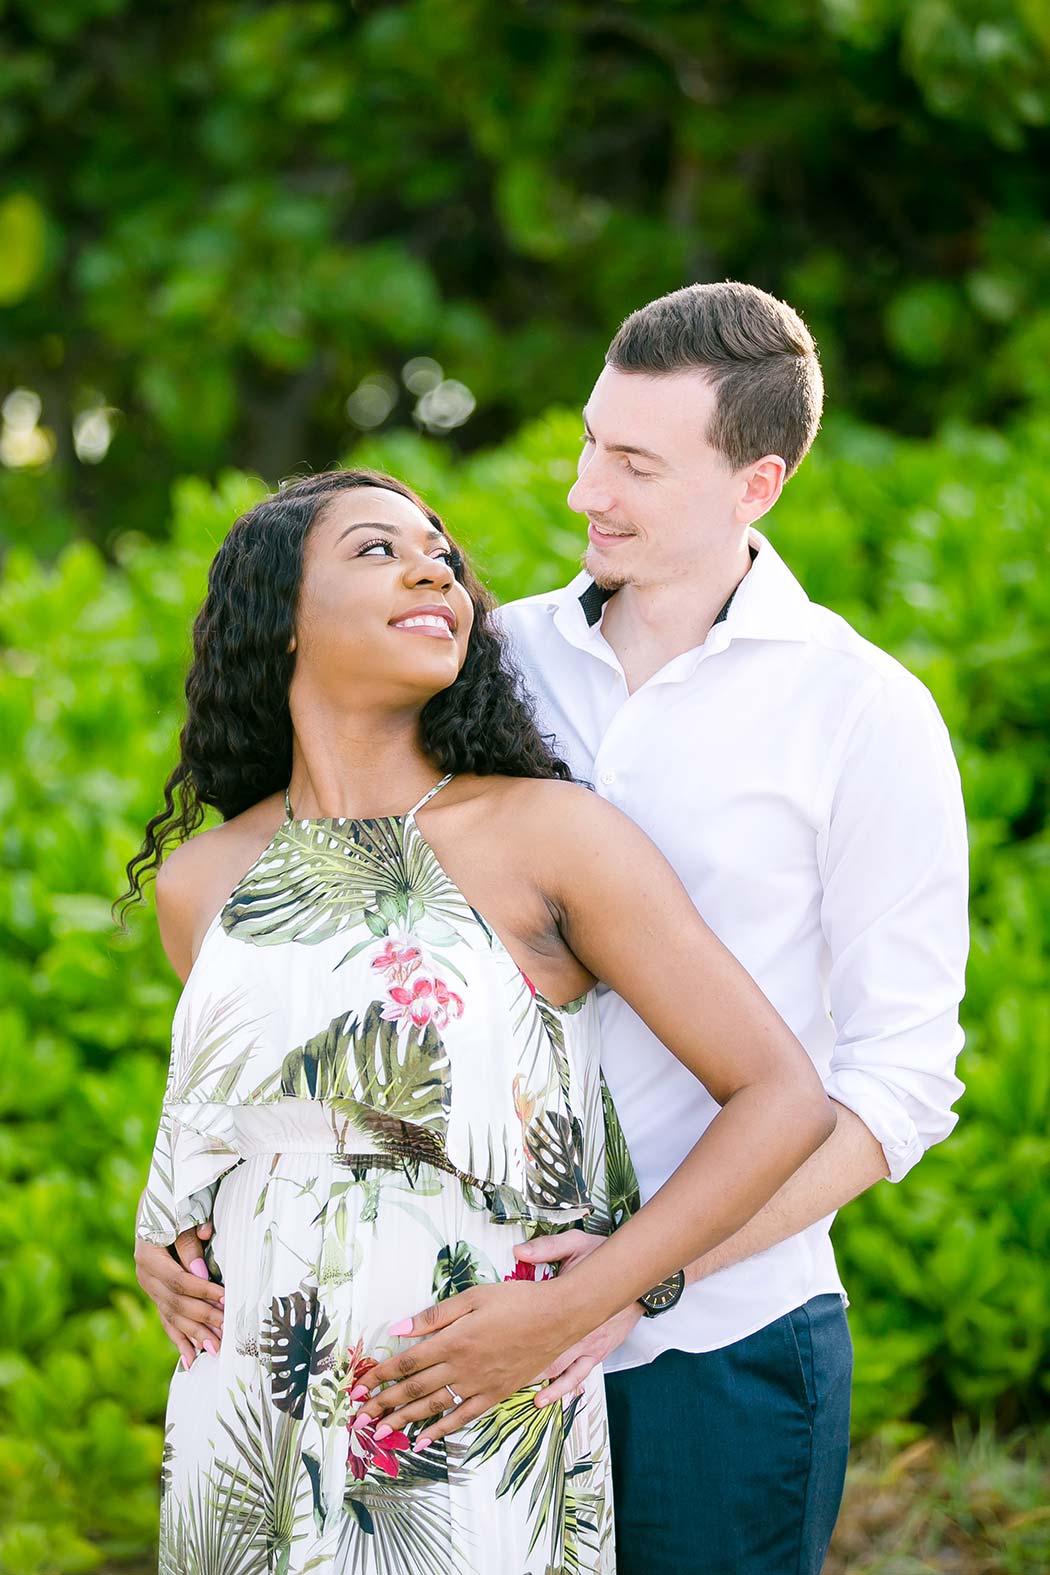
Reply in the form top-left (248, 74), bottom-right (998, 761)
top-left (134, 1220), bottom-right (224, 1371)
top-left (514, 1228), bottom-right (641, 1405)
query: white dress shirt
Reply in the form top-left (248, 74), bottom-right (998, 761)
top-left (499, 529), bottom-right (969, 1369)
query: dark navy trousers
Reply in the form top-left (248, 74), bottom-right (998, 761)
top-left (604, 1294), bottom-right (853, 1574)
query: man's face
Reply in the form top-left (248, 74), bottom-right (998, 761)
top-left (568, 365), bottom-right (752, 590)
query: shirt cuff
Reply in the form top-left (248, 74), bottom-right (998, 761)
top-left (822, 1066), bottom-right (954, 1183)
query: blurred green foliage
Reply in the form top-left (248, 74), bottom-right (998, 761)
top-left (2, 0), bottom-right (1050, 549)
top-left (0, 404), bottom-right (1047, 1566)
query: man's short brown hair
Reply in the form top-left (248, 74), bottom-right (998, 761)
top-left (606, 281), bottom-right (823, 478)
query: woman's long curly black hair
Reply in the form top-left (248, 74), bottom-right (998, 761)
top-left (117, 468), bottom-right (572, 918)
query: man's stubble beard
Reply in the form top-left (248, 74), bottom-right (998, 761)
top-left (583, 546), bottom-right (635, 592)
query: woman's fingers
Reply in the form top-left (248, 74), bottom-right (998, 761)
top-left (359, 1361), bottom-right (453, 1422)
top-left (360, 1388), bottom-right (456, 1438)
top-left (534, 1355), bottom-right (596, 1407)
top-left (171, 1304), bottom-right (222, 1353)
top-left (408, 1395), bottom-right (490, 1448)
top-left (161, 1316), bottom-right (198, 1371)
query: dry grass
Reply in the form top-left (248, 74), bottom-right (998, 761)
top-left (827, 1425), bottom-right (1050, 1574)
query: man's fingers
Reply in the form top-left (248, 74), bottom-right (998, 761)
top-left (514, 1230), bottom-right (586, 1264)
top-left (535, 1356), bottom-right (596, 1407)
top-left (536, 1341), bottom-right (586, 1383)
top-left (196, 1219), bottom-right (214, 1241)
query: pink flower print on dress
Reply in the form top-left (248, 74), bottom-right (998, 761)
top-left (341, 1337), bottom-right (378, 1398)
top-left (371, 937), bottom-right (423, 981)
top-left (347, 1410), bottom-right (411, 1480)
top-left (382, 973), bottom-right (464, 1032)
top-left (504, 1259), bottom-right (553, 1283)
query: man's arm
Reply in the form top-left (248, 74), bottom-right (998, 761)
top-left (520, 664), bottom-right (968, 1402)
top-left (685, 1100), bottom-right (886, 1285)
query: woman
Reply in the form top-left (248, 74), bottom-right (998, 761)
top-left (125, 467), bottom-right (834, 1574)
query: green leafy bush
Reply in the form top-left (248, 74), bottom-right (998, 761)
top-left (0, 411), bottom-right (1046, 1566)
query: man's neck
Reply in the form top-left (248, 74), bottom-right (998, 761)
top-left (599, 536), bottom-right (754, 693)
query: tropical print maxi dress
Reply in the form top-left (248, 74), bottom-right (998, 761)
top-left (135, 773), bottom-right (640, 1575)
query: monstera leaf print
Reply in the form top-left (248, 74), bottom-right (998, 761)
top-left (221, 816), bottom-right (474, 949)
top-left (432, 1240), bottom-right (499, 1301)
top-left (523, 1109), bottom-right (588, 1213)
top-left (279, 1001), bottom-right (451, 1141)
top-left (259, 1288), bottom-right (337, 1420)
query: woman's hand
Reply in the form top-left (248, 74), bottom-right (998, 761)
top-left (351, 1278), bottom-right (591, 1451)
top-left (512, 1230), bottom-right (642, 1406)
top-left (134, 1220), bottom-right (225, 1370)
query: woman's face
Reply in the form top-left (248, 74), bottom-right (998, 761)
top-left (292, 486), bottom-right (475, 711)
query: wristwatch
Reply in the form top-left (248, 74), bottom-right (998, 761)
top-left (638, 1269), bottom-right (686, 1317)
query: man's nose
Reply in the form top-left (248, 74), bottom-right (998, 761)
top-left (568, 464), bottom-right (616, 517)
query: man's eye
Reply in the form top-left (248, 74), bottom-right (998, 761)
top-left (624, 459), bottom-right (650, 478)
top-left (579, 433), bottom-right (593, 445)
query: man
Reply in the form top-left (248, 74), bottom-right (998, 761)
top-left (499, 282), bottom-right (968, 1572)
top-left (136, 282), bottom-right (968, 1572)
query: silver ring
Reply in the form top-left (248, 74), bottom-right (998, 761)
top-left (444, 1382), bottom-right (464, 1406)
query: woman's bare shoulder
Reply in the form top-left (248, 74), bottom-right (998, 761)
top-left (155, 794), bottom-right (284, 979)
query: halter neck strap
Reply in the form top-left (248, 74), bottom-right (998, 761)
top-left (283, 774), bottom-right (455, 822)
top-left (407, 773), bottom-right (455, 817)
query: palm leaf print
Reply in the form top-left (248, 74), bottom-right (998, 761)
top-left (340, 1444), bottom-right (459, 1575)
top-left (259, 1287), bottom-right (337, 1420)
top-left (599, 1074), bottom-right (641, 1230)
top-left (159, 1467), bottom-right (269, 1575)
top-left (464, 1388), bottom-right (582, 1568)
top-left (172, 989), bottom-right (262, 1102)
top-left (221, 816), bottom-right (474, 949)
top-left (210, 1376), bottom-right (313, 1575)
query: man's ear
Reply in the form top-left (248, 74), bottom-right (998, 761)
top-left (738, 455), bottom-right (786, 524)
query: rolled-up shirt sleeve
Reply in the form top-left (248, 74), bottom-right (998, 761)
top-left (817, 669), bottom-right (969, 1182)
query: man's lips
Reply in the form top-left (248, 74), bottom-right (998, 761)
top-left (587, 520), bottom-right (636, 546)
top-left (389, 604), bottom-right (457, 639)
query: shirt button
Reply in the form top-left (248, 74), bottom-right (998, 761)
top-left (600, 769), bottom-right (616, 786)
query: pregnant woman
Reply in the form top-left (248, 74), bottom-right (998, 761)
top-left (124, 468), bottom-right (833, 1574)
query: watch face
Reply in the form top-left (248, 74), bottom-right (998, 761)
top-left (640, 1270), bottom-right (685, 1314)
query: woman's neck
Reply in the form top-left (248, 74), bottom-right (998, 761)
top-left (286, 697), bottom-right (441, 819)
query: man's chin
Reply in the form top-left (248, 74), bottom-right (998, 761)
top-left (584, 545), bottom-right (633, 591)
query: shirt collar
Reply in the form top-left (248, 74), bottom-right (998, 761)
top-left (560, 529), bottom-right (812, 649)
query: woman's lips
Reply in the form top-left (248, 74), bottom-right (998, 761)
top-left (389, 613), bottom-right (455, 639)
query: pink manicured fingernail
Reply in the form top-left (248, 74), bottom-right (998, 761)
top-left (181, 1354), bottom-right (192, 1370)
top-left (388, 1318), bottom-right (413, 1337)
top-left (349, 1411), bottom-right (369, 1431)
top-left (189, 1259), bottom-right (209, 1279)
top-left (413, 1435), bottom-right (432, 1453)
top-left (349, 1384), bottom-right (370, 1402)
top-left (204, 1339), bottom-right (217, 1356)
top-left (374, 1422), bottom-right (393, 1440)
top-left (218, 1296), bottom-right (225, 1309)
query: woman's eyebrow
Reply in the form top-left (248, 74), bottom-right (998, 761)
top-left (335, 521), bottom-right (448, 546)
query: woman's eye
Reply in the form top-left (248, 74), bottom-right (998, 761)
top-left (358, 539), bottom-right (395, 557)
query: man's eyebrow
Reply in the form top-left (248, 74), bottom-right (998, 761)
top-left (336, 520), bottom-right (448, 545)
top-left (581, 410), bottom-right (667, 467)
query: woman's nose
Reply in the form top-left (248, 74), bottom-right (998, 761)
top-left (404, 552), bottom-right (454, 591)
